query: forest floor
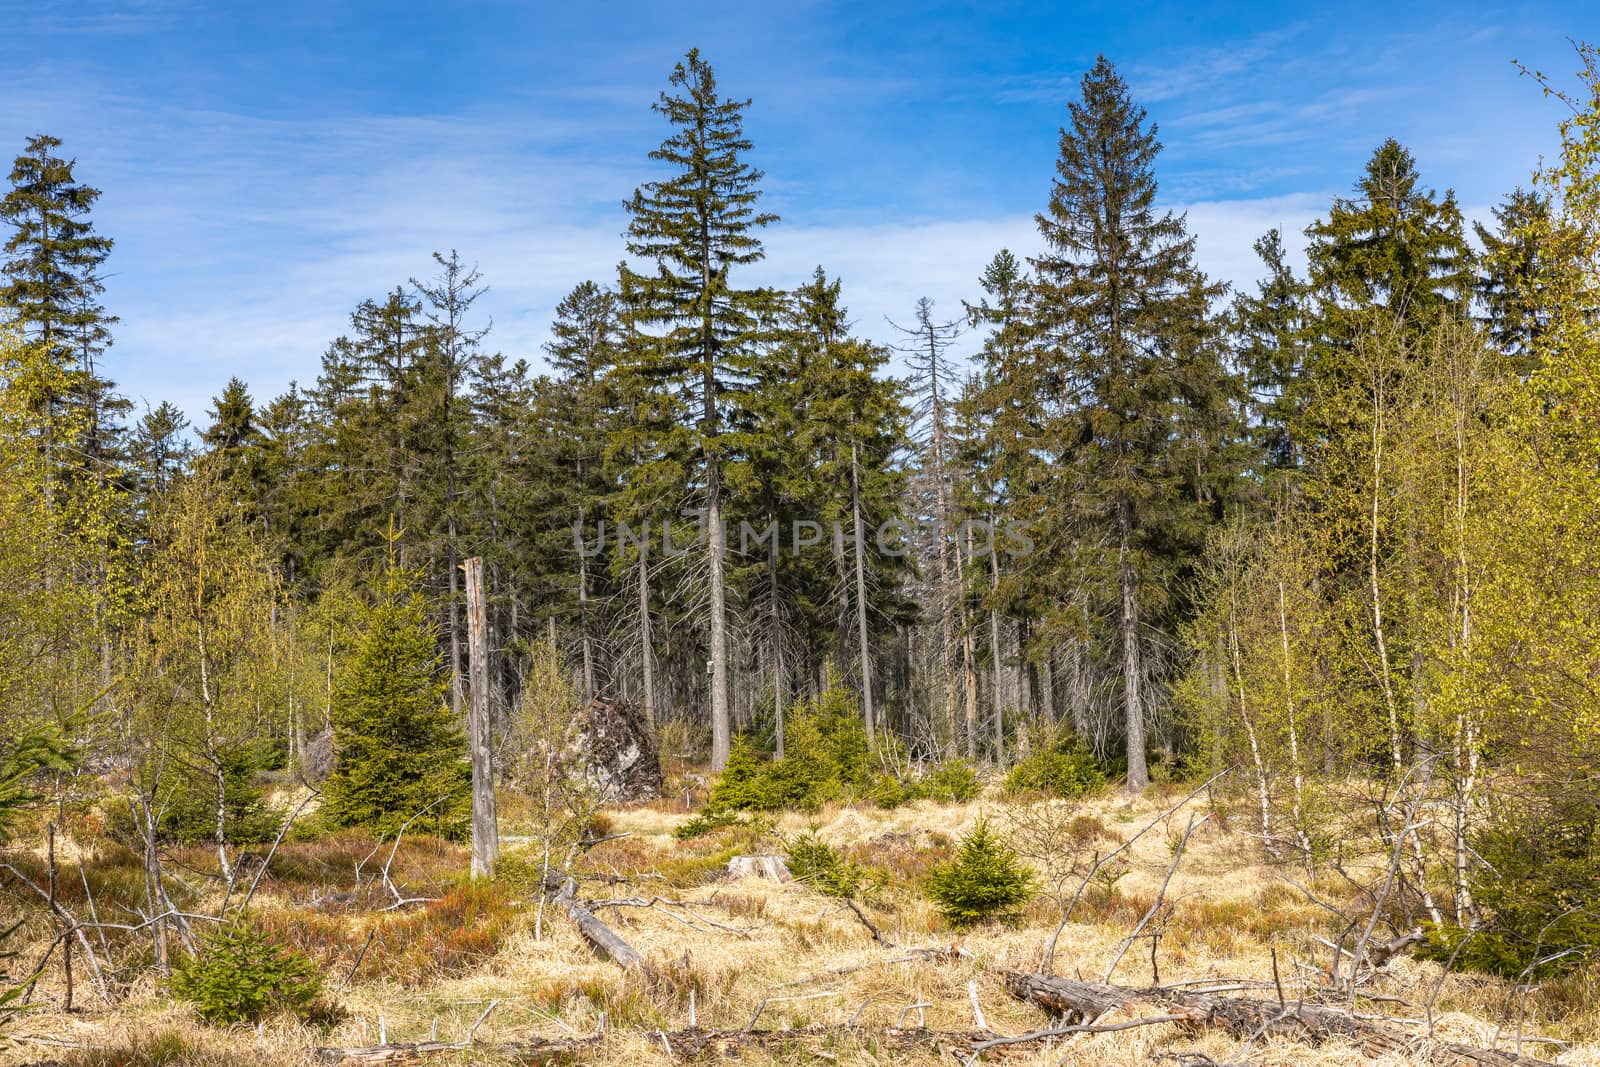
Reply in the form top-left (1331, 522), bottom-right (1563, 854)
top-left (5, 781), bottom-right (1599, 1066)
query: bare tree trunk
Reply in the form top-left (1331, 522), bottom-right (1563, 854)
top-left (851, 443), bottom-right (875, 743)
top-left (449, 520), bottom-right (463, 716)
top-left (1276, 580), bottom-right (1313, 858)
top-left (987, 536), bottom-right (1005, 763)
top-left (1228, 602), bottom-right (1276, 857)
top-left (1120, 507), bottom-right (1149, 794)
top-left (577, 505), bottom-right (596, 702)
top-left (639, 549), bottom-right (657, 728)
top-left (707, 468), bottom-right (731, 770)
top-left (465, 557), bottom-right (498, 878)
top-left (1367, 374), bottom-right (1403, 775)
top-left (769, 529), bottom-right (786, 757)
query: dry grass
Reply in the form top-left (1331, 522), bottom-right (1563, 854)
top-left (6, 783), bottom-right (1600, 1066)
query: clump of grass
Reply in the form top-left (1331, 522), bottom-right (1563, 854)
top-left (49, 1029), bottom-right (267, 1067)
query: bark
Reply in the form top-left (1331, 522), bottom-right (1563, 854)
top-left (986, 534), bottom-right (1006, 762)
top-left (549, 876), bottom-right (647, 971)
top-left (318, 1024), bottom-right (1000, 1065)
top-left (1005, 972), bottom-right (1557, 1067)
top-left (577, 504), bottom-right (596, 702)
top-left (464, 557), bottom-right (498, 878)
top-left (707, 468), bottom-right (730, 771)
top-left (638, 548), bottom-right (657, 728)
top-left (1119, 505), bottom-right (1149, 793)
top-left (769, 527), bottom-right (786, 757)
top-left (850, 442), bottom-right (875, 742)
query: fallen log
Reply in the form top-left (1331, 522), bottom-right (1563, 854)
top-left (1004, 972), bottom-right (1558, 1067)
top-left (549, 875), bottom-right (648, 971)
top-left (318, 1024), bottom-right (996, 1064)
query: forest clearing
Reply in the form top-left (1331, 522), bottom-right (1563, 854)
top-left (6, 778), bottom-right (1596, 1067)
top-left (5, 8), bottom-right (1600, 1066)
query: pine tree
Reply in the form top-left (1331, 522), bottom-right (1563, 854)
top-left (1029, 56), bottom-right (1227, 792)
top-left (620, 49), bottom-right (778, 770)
top-left (321, 549), bottom-right (470, 839)
top-left (203, 377), bottom-right (262, 492)
top-left (412, 250), bottom-right (488, 716)
top-left (965, 250), bottom-right (1042, 741)
top-left (306, 288), bottom-right (432, 572)
top-left (542, 280), bottom-right (624, 702)
top-left (894, 298), bottom-right (967, 755)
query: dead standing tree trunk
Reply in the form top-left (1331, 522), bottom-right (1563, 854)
top-left (464, 556), bottom-right (498, 879)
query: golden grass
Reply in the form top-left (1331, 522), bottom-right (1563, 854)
top-left (6, 784), bottom-right (1600, 1066)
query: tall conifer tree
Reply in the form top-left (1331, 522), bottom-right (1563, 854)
top-left (620, 49), bottom-right (777, 769)
top-left (1030, 56), bottom-right (1226, 792)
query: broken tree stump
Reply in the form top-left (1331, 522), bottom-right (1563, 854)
top-left (726, 854), bottom-right (792, 882)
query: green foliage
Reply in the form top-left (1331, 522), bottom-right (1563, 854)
top-left (785, 832), bottom-right (864, 899)
top-left (158, 744), bottom-right (278, 845)
top-left (704, 688), bottom-right (871, 813)
top-left (0, 721), bottom-right (75, 843)
top-left (1003, 732), bottom-right (1106, 800)
top-left (1424, 796), bottom-right (1600, 978)
top-left (673, 808), bottom-right (751, 840)
top-left (872, 759), bottom-right (983, 808)
top-left (319, 557), bottom-right (470, 840)
top-left (924, 819), bottom-right (1036, 928)
top-left (702, 735), bottom-right (773, 812)
top-left (923, 759), bottom-right (983, 802)
top-left (171, 921), bottom-right (324, 1025)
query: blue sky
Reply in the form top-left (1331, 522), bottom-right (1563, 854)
top-left (0, 0), bottom-right (1585, 425)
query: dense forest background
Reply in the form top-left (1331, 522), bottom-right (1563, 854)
top-left (6, 37), bottom-right (1600, 997)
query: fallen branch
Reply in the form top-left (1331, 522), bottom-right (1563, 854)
top-left (1004, 971), bottom-right (1559, 1067)
top-left (548, 876), bottom-right (648, 971)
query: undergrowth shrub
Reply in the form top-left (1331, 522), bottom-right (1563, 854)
top-left (674, 807), bottom-right (750, 839)
top-left (924, 819), bottom-right (1035, 928)
top-left (873, 759), bottom-right (983, 807)
top-left (171, 921), bottom-right (325, 1024)
top-left (1003, 731), bottom-right (1105, 799)
top-left (157, 744), bottom-right (280, 845)
top-left (703, 687), bottom-right (871, 813)
top-left (1424, 795), bottom-right (1600, 978)
top-left (786, 832), bottom-right (864, 898)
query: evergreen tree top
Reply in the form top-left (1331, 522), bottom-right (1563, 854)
top-left (1305, 137), bottom-right (1473, 320)
top-left (625, 48), bottom-right (777, 277)
top-left (0, 134), bottom-right (115, 358)
top-left (1033, 56), bottom-right (1213, 337)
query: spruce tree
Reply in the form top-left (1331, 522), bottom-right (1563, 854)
top-left (0, 135), bottom-right (119, 451)
top-left (1029, 56), bottom-right (1227, 792)
top-left (412, 250), bottom-right (488, 715)
top-left (203, 377), bottom-right (262, 492)
top-left (965, 249), bottom-right (1042, 742)
top-left (620, 49), bottom-right (778, 770)
top-left (1475, 187), bottom-right (1561, 373)
top-left (1304, 139), bottom-right (1473, 333)
top-left (1229, 230), bottom-right (1312, 474)
top-left (321, 552), bottom-right (469, 839)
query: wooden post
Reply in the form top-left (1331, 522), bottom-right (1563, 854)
top-left (464, 557), bottom-right (498, 878)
